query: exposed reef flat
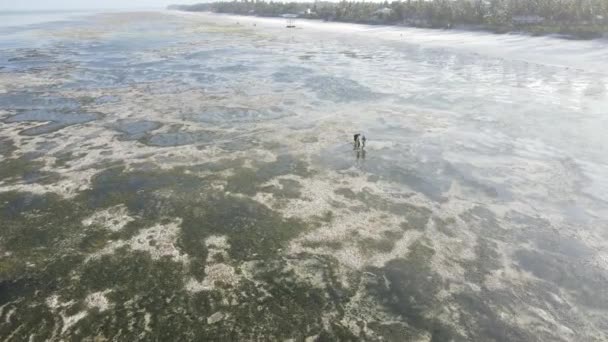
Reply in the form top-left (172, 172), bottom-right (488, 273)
top-left (0, 10), bottom-right (607, 341)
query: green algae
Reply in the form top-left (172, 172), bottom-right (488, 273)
top-left (319, 210), bottom-right (334, 223)
top-left (36, 253), bottom-right (358, 340)
top-left (0, 156), bottom-right (59, 185)
top-left (362, 237), bottom-right (544, 341)
top-left (433, 216), bottom-right (458, 237)
top-left (267, 178), bottom-right (303, 199)
top-left (225, 167), bottom-right (258, 194)
top-left (178, 192), bottom-right (308, 263)
top-left (0, 158), bottom-right (496, 341)
top-left (0, 301), bottom-right (56, 341)
top-left (367, 321), bottom-right (427, 341)
top-left (82, 164), bottom-right (311, 262)
top-left (366, 240), bottom-right (464, 341)
top-left (358, 235), bottom-right (397, 254)
top-left (306, 210), bottom-right (335, 229)
top-left (209, 256), bottom-right (356, 340)
top-left (78, 229), bottom-right (112, 253)
top-left (0, 160), bottom-right (326, 339)
top-left (0, 186), bottom-right (309, 339)
top-left (335, 187), bottom-right (357, 199)
top-left (52, 151), bottom-right (84, 168)
top-left (0, 137), bottom-right (16, 157)
top-left (382, 229), bottom-right (404, 241)
top-left (335, 187), bottom-right (431, 229)
top-left (463, 237), bottom-right (502, 284)
top-left (453, 291), bottom-right (533, 342)
top-left (0, 191), bottom-right (92, 259)
top-left (515, 248), bottom-right (608, 309)
top-left (141, 130), bottom-right (222, 147)
top-left (459, 206), bottom-right (509, 240)
top-left (225, 154), bottom-right (312, 196)
top-left (301, 239), bottom-right (343, 250)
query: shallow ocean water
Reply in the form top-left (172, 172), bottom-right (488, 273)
top-left (0, 10), bottom-right (607, 341)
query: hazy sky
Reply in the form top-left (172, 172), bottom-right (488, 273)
top-left (0, 0), bottom-right (204, 11)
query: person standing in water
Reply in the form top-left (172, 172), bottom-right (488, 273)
top-left (353, 133), bottom-right (366, 150)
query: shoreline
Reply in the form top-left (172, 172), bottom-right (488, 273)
top-left (173, 9), bottom-right (608, 41)
top-left (169, 10), bottom-right (608, 75)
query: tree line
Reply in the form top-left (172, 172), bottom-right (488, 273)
top-left (170, 0), bottom-right (608, 38)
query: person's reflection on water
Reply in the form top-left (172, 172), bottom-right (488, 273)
top-left (356, 148), bottom-right (366, 161)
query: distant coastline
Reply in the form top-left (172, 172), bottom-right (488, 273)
top-left (169, 1), bottom-right (608, 40)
